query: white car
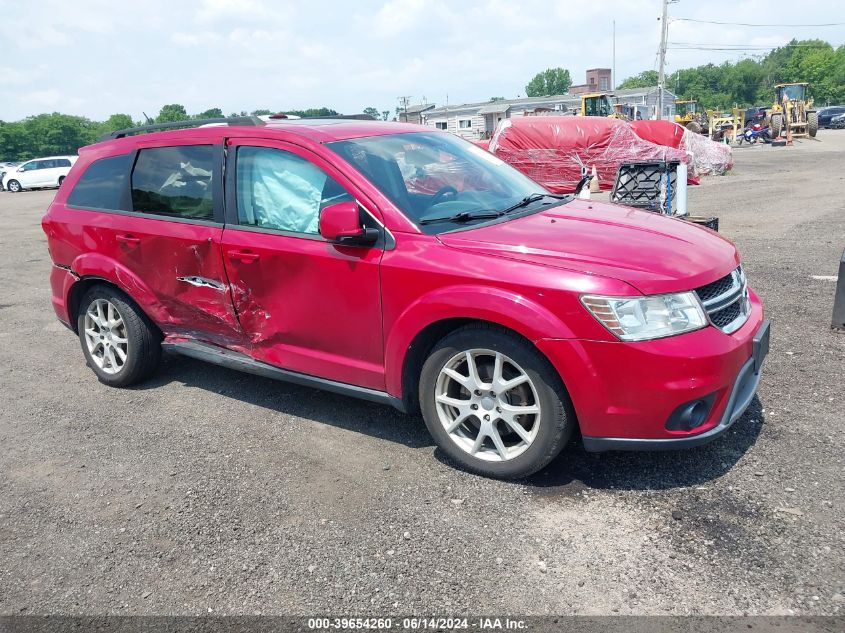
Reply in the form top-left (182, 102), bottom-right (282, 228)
top-left (1, 156), bottom-right (77, 192)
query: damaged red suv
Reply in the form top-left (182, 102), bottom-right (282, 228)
top-left (42, 117), bottom-right (769, 478)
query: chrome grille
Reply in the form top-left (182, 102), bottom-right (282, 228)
top-left (695, 266), bottom-right (750, 334)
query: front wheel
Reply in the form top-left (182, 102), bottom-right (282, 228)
top-left (770, 114), bottom-right (782, 138)
top-left (419, 325), bottom-right (574, 479)
top-left (808, 111), bottom-right (818, 138)
top-left (77, 286), bottom-right (162, 387)
top-left (6, 179), bottom-right (21, 192)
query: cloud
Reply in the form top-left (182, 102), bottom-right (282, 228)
top-left (197, 0), bottom-right (269, 21)
top-left (0, 0), bottom-right (842, 121)
top-left (171, 31), bottom-right (221, 47)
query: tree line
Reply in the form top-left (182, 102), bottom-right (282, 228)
top-left (618, 39), bottom-right (845, 109)
top-left (0, 104), bottom-right (389, 162)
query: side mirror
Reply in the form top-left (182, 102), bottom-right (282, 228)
top-left (319, 201), bottom-right (378, 245)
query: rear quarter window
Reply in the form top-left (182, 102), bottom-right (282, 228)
top-left (67, 154), bottom-right (132, 211)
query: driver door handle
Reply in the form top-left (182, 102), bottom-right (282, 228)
top-left (228, 249), bottom-right (260, 263)
top-left (116, 233), bottom-right (140, 245)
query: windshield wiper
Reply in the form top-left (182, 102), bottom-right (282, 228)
top-left (418, 210), bottom-right (502, 226)
top-left (499, 192), bottom-right (569, 215)
top-left (418, 193), bottom-right (571, 226)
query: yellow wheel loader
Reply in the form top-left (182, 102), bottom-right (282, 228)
top-left (769, 83), bottom-right (818, 139)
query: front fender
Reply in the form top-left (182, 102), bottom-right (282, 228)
top-left (383, 284), bottom-right (576, 397)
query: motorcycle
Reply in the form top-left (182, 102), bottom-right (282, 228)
top-left (737, 112), bottom-right (772, 145)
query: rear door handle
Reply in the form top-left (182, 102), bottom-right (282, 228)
top-left (227, 249), bottom-right (260, 263)
top-left (116, 234), bottom-right (140, 245)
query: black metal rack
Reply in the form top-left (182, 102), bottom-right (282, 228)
top-left (611, 160), bottom-right (680, 214)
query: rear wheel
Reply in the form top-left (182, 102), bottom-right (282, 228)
top-left (77, 286), bottom-right (161, 387)
top-left (6, 179), bottom-right (21, 192)
top-left (58, 175), bottom-right (65, 187)
top-left (808, 111), bottom-right (818, 138)
top-left (770, 114), bottom-right (783, 138)
top-left (419, 325), bottom-right (573, 479)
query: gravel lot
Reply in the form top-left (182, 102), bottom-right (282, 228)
top-left (0, 132), bottom-right (843, 617)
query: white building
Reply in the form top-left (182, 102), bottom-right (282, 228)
top-left (422, 87), bottom-right (677, 140)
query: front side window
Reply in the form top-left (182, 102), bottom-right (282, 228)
top-left (21, 161), bottom-right (38, 171)
top-left (235, 146), bottom-right (353, 235)
top-left (328, 132), bottom-right (555, 233)
top-left (131, 145), bottom-right (214, 220)
top-left (67, 154), bottom-right (132, 211)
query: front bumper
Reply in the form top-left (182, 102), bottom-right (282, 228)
top-left (583, 335), bottom-right (765, 451)
top-left (536, 291), bottom-right (767, 449)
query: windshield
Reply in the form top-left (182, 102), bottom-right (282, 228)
top-left (327, 132), bottom-right (555, 233)
top-left (778, 85), bottom-right (806, 101)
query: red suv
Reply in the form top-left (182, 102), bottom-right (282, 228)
top-left (42, 117), bottom-right (769, 478)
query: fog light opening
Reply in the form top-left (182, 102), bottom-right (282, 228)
top-left (666, 394), bottom-right (717, 432)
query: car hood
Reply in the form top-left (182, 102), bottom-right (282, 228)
top-left (436, 200), bottom-right (740, 295)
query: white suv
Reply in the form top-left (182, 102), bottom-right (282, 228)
top-left (1, 156), bottom-right (77, 192)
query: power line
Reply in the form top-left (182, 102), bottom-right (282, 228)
top-left (671, 17), bottom-right (845, 27)
top-left (669, 42), bottom-right (832, 51)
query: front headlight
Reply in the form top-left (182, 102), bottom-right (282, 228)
top-left (581, 292), bottom-right (707, 341)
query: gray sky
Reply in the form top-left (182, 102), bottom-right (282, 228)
top-left (1, 0), bottom-right (843, 121)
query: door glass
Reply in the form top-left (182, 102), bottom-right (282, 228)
top-left (235, 146), bottom-right (353, 235)
top-left (131, 145), bottom-right (215, 220)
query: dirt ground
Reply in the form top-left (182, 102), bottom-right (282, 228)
top-left (0, 131), bottom-right (843, 617)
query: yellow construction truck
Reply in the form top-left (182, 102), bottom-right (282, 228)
top-left (769, 82), bottom-right (818, 139)
top-left (674, 100), bottom-right (707, 133)
top-left (580, 93), bottom-right (632, 120)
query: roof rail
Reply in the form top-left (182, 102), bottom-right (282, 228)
top-left (98, 116), bottom-right (265, 141)
top-left (328, 114), bottom-right (376, 120)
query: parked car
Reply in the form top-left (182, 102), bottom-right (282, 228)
top-left (0, 162), bottom-right (19, 190)
top-left (2, 156), bottom-right (77, 192)
top-left (42, 119), bottom-right (769, 479)
top-left (744, 106), bottom-right (768, 125)
top-left (830, 112), bottom-right (845, 129)
top-left (818, 106), bottom-right (845, 128)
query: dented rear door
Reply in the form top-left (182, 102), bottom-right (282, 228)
top-left (102, 139), bottom-right (243, 345)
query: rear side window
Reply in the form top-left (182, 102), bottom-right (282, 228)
top-left (131, 145), bottom-right (214, 220)
top-left (56, 158), bottom-right (72, 168)
top-left (67, 154), bottom-right (132, 211)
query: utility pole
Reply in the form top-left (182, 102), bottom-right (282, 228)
top-left (612, 20), bottom-right (616, 91)
top-left (657, 0), bottom-right (669, 120)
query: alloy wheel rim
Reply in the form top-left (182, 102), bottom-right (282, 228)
top-left (434, 348), bottom-right (541, 462)
top-left (9, 181), bottom-right (20, 192)
top-left (83, 299), bottom-right (128, 375)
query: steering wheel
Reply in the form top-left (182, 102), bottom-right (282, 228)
top-left (429, 185), bottom-right (458, 208)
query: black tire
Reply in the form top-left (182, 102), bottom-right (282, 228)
top-left (419, 324), bottom-right (574, 479)
top-left (770, 114), bottom-right (782, 138)
top-left (76, 285), bottom-right (161, 387)
top-left (6, 179), bottom-right (21, 193)
top-left (808, 111), bottom-right (818, 138)
top-left (57, 175), bottom-right (65, 187)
